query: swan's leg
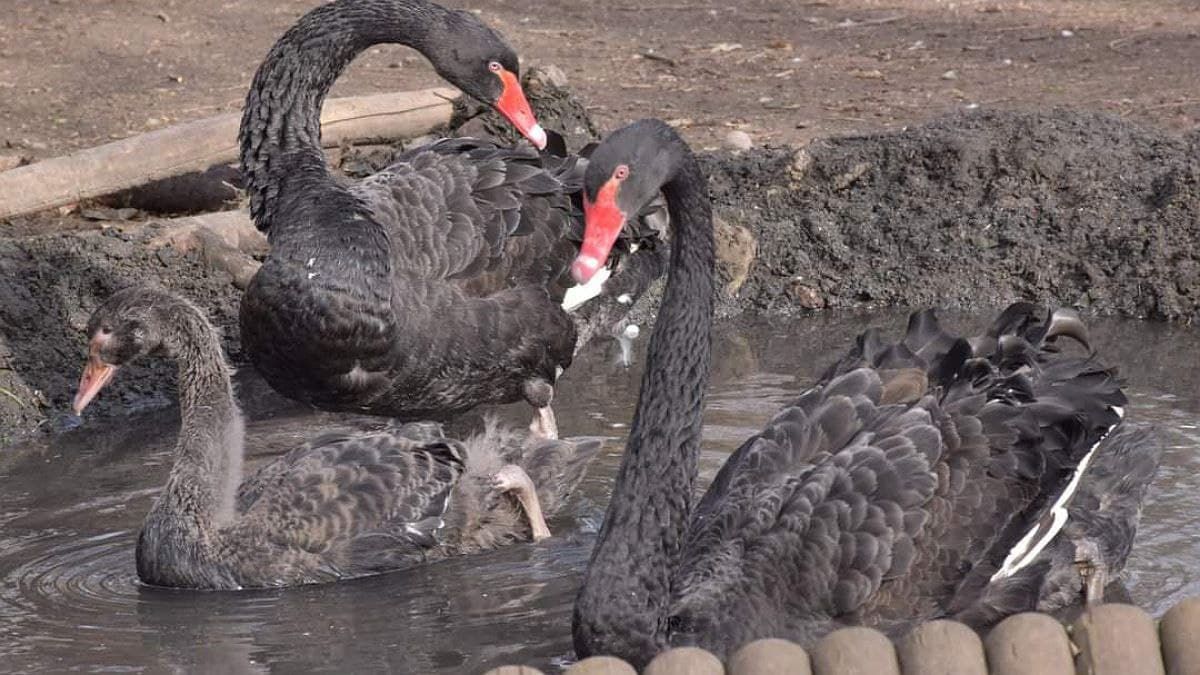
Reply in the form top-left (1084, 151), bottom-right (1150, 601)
top-left (529, 406), bottom-right (559, 440)
top-left (1075, 540), bottom-right (1109, 605)
top-left (1084, 563), bottom-right (1109, 605)
top-left (493, 464), bottom-right (552, 541)
top-left (616, 323), bottom-right (640, 368)
top-left (523, 379), bottom-right (558, 440)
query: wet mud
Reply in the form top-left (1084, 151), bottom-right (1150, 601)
top-left (3, 92), bottom-right (1198, 440)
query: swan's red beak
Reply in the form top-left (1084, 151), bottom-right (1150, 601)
top-left (73, 342), bottom-right (117, 415)
top-left (574, 178), bottom-right (625, 284)
top-left (494, 69), bottom-right (547, 150)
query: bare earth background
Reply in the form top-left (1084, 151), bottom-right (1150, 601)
top-left (1, 0), bottom-right (1198, 154)
top-left (2, 0), bottom-right (1200, 438)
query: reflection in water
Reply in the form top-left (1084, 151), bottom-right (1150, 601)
top-left (0, 312), bottom-right (1196, 672)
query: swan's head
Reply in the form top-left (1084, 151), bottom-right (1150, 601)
top-left (573, 120), bottom-right (685, 283)
top-left (426, 10), bottom-right (546, 149)
top-left (72, 287), bottom-right (185, 414)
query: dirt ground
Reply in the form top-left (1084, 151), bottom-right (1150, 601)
top-left (2, 0), bottom-right (1199, 155)
top-left (2, 0), bottom-right (1200, 440)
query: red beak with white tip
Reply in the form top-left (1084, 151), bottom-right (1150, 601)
top-left (574, 178), bottom-right (626, 284)
top-left (494, 68), bottom-right (547, 150)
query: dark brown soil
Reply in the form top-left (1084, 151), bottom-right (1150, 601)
top-left (0, 225), bottom-right (244, 442)
top-left (2, 1), bottom-right (1200, 441)
top-left (704, 108), bottom-right (1200, 321)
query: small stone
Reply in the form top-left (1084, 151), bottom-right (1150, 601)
top-left (714, 215), bottom-right (756, 296)
top-left (789, 146), bottom-right (814, 184)
top-left (941, 69), bottom-right (958, 80)
top-left (1061, 29), bottom-right (1074, 37)
top-left (526, 64), bottom-right (569, 90)
top-left (833, 162), bottom-right (872, 191)
top-left (155, 247), bottom-right (176, 266)
top-left (852, 68), bottom-right (885, 80)
top-left (0, 154), bottom-right (25, 171)
top-left (723, 130), bottom-right (753, 152)
top-left (788, 281), bottom-right (825, 309)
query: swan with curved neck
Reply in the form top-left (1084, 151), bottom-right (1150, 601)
top-left (73, 287), bottom-right (601, 589)
top-left (571, 120), bottom-right (1159, 666)
top-left (237, 0), bottom-right (666, 435)
top-left (240, 0), bottom-right (545, 228)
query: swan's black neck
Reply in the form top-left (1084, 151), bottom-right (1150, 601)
top-left (239, 0), bottom-right (443, 229)
top-left (574, 147), bottom-right (715, 665)
top-left (155, 304), bottom-right (244, 530)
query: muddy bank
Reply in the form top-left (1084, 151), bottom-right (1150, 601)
top-left (706, 108), bottom-right (1200, 321)
top-left (3, 105), bottom-right (1198, 441)
top-left (0, 227), bottom-right (244, 442)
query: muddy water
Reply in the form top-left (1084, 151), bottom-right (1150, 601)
top-left (0, 311), bottom-right (1196, 674)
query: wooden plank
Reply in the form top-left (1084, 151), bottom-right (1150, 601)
top-left (896, 620), bottom-right (987, 675)
top-left (1161, 597), bottom-right (1200, 675)
top-left (984, 613), bottom-right (1074, 675)
top-left (729, 638), bottom-right (812, 675)
top-left (0, 88), bottom-right (459, 221)
top-left (565, 656), bottom-right (638, 674)
top-left (811, 627), bottom-right (900, 675)
top-left (1072, 604), bottom-right (1164, 675)
top-left (644, 647), bottom-right (725, 675)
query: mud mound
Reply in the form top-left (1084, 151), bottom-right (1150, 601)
top-left (706, 108), bottom-right (1200, 321)
top-left (0, 226), bottom-right (242, 442)
top-left (4, 107), bottom-right (1198, 441)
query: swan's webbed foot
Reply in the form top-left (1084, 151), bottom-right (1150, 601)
top-left (615, 323), bottom-right (640, 368)
top-left (492, 464), bottom-right (552, 541)
top-left (1075, 541), bottom-right (1109, 605)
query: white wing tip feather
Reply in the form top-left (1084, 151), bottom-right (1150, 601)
top-left (561, 265), bottom-right (612, 311)
top-left (990, 423), bottom-right (1118, 581)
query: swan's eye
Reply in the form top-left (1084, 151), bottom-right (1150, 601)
top-left (488, 61), bottom-right (502, 73)
top-left (614, 165), bottom-right (629, 180)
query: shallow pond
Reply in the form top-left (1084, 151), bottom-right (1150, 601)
top-left (1, 311), bottom-right (1197, 673)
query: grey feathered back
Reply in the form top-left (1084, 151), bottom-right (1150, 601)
top-left (660, 304), bottom-right (1157, 655)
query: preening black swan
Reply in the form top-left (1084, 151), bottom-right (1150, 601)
top-left (569, 119), bottom-right (1162, 665)
top-left (238, 0), bottom-right (664, 435)
top-left (72, 287), bottom-right (601, 590)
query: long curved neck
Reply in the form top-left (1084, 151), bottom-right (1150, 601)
top-left (574, 152), bottom-right (715, 663)
top-left (157, 306), bottom-right (244, 530)
top-left (239, 0), bottom-right (444, 229)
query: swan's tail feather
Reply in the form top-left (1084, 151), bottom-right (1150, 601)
top-left (954, 424), bottom-right (1161, 627)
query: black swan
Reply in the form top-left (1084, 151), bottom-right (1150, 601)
top-left (72, 287), bottom-right (601, 589)
top-left (238, 0), bottom-right (665, 436)
top-left (569, 119), bottom-right (1162, 665)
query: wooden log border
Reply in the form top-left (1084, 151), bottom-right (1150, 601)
top-left (0, 88), bottom-right (459, 221)
top-left (484, 600), bottom-right (1200, 675)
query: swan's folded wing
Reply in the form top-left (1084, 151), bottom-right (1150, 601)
top-left (350, 140), bottom-right (575, 290)
top-left (235, 430), bottom-right (465, 561)
top-left (666, 369), bottom-right (944, 649)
